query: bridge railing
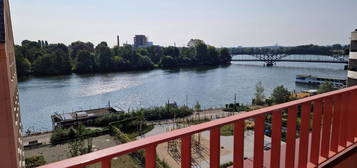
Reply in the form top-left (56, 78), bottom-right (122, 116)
top-left (39, 86), bottom-right (357, 168)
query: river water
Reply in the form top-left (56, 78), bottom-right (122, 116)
top-left (18, 55), bottom-right (347, 131)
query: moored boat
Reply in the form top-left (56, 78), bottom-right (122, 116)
top-left (295, 74), bottom-right (346, 87)
top-left (51, 106), bottom-right (124, 129)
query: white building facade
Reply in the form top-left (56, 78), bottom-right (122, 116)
top-left (348, 29), bottom-right (357, 86)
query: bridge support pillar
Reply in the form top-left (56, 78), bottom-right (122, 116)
top-left (266, 63), bottom-right (274, 67)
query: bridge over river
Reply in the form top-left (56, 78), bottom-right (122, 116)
top-left (231, 54), bottom-right (348, 66)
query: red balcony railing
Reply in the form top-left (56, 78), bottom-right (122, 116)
top-left (39, 86), bottom-right (357, 168)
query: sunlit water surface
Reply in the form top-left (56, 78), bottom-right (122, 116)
top-left (19, 56), bottom-right (347, 131)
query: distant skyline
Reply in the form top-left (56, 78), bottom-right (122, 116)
top-left (10, 0), bottom-right (357, 47)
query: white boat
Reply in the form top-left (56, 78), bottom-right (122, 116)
top-left (295, 75), bottom-right (346, 87)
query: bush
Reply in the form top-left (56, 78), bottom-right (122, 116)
top-left (194, 101), bottom-right (201, 112)
top-left (137, 105), bottom-right (193, 121)
top-left (317, 82), bottom-right (335, 94)
top-left (94, 105), bottom-right (193, 127)
top-left (254, 81), bottom-right (265, 105)
top-left (50, 125), bottom-right (105, 144)
top-left (50, 128), bottom-right (69, 144)
top-left (25, 156), bottom-right (46, 168)
top-left (271, 85), bottom-right (291, 104)
top-left (160, 56), bottom-right (177, 67)
top-left (94, 113), bottom-right (131, 127)
top-left (223, 103), bottom-right (249, 112)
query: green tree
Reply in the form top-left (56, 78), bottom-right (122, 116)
top-left (15, 45), bottom-right (31, 76)
top-left (111, 45), bottom-right (121, 56)
top-left (32, 54), bottom-right (56, 75)
top-left (147, 46), bottom-right (163, 64)
top-left (112, 56), bottom-right (130, 71)
top-left (68, 124), bottom-right (93, 157)
top-left (48, 44), bottom-right (72, 74)
top-left (16, 56), bottom-right (31, 76)
top-left (164, 46), bottom-right (180, 58)
top-left (219, 48), bottom-right (232, 64)
top-left (16, 39), bottom-right (232, 76)
top-left (194, 101), bottom-right (201, 112)
top-left (69, 41), bottom-right (94, 59)
top-left (95, 42), bottom-right (112, 72)
top-left (136, 48), bottom-right (149, 57)
top-left (138, 111), bottom-right (145, 131)
top-left (74, 50), bottom-right (96, 73)
top-left (137, 55), bottom-right (154, 70)
top-left (206, 46), bottom-right (219, 65)
top-left (195, 42), bottom-right (208, 64)
top-left (121, 44), bottom-right (136, 64)
top-left (271, 85), bottom-right (291, 104)
top-left (160, 56), bottom-right (177, 67)
top-left (254, 81), bottom-right (265, 105)
top-left (179, 47), bottom-right (195, 65)
top-left (317, 82), bottom-right (335, 94)
top-left (21, 40), bottom-right (43, 63)
top-left (32, 44), bottom-right (72, 75)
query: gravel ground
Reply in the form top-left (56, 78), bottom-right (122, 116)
top-left (25, 135), bottom-right (119, 164)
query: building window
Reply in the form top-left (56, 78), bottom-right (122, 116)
top-left (351, 41), bottom-right (357, 52)
top-left (349, 59), bottom-right (357, 71)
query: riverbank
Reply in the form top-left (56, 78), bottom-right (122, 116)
top-left (19, 62), bottom-right (346, 131)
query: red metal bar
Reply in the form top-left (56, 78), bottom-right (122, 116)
top-left (321, 97), bottom-right (332, 158)
top-left (145, 145), bottom-right (156, 168)
top-left (69, 165), bottom-right (82, 168)
top-left (253, 115), bottom-right (265, 168)
top-left (210, 127), bottom-right (220, 168)
top-left (339, 93), bottom-right (347, 147)
top-left (310, 99), bottom-right (322, 166)
top-left (285, 106), bottom-right (298, 168)
top-left (298, 103), bottom-right (311, 168)
top-left (233, 120), bottom-right (244, 168)
top-left (181, 135), bottom-right (191, 168)
top-left (271, 111), bottom-right (282, 168)
top-left (101, 158), bottom-right (111, 168)
top-left (330, 94), bottom-right (342, 152)
top-left (347, 92), bottom-right (354, 143)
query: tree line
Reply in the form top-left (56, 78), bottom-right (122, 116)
top-left (15, 40), bottom-right (232, 77)
top-left (231, 44), bottom-right (350, 56)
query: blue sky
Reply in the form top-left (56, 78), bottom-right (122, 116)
top-left (10, 0), bottom-right (357, 47)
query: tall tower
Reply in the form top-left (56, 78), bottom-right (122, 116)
top-left (117, 35), bottom-right (120, 47)
top-left (347, 29), bottom-right (357, 86)
top-left (0, 0), bottom-right (24, 167)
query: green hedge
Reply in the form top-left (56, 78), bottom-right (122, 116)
top-left (138, 105), bottom-right (193, 121)
top-left (94, 105), bottom-right (193, 127)
top-left (25, 155), bottom-right (46, 168)
top-left (50, 125), bottom-right (108, 145)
